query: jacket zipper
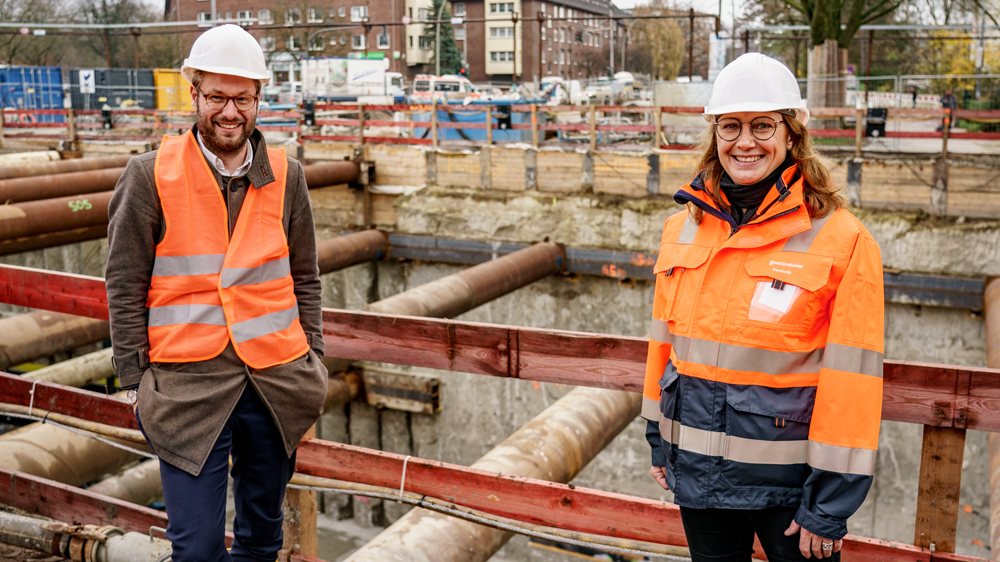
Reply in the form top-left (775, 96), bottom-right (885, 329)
top-left (728, 206), bottom-right (802, 237)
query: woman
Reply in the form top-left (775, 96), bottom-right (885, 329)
top-left (642, 53), bottom-right (884, 562)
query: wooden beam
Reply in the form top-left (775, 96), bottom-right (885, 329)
top-left (0, 264), bottom-right (109, 321)
top-left (914, 425), bottom-right (967, 553)
top-left (284, 427), bottom-right (319, 557)
top-left (0, 371), bottom-right (135, 429)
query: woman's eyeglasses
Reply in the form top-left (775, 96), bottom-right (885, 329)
top-left (715, 116), bottom-right (784, 142)
top-left (198, 88), bottom-right (257, 111)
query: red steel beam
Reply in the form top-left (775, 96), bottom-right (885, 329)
top-left (1, 265), bottom-right (1000, 431)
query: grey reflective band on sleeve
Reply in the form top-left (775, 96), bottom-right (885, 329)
top-left (641, 397), bottom-right (661, 422)
top-left (650, 317), bottom-right (672, 345)
top-left (152, 254), bottom-right (226, 277)
top-left (220, 256), bottom-right (292, 288)
top-left (823, 343), bottom-right (884, 378)
top-left (229, 304), bottom-right (300, 344)
top-left (148, 304), bottom-right (227, 327)
top-left (808, 440), bottom-right (877, 475)
top-left (677, 215), bottom-right (700, 245)
top-left (781, 213), bottom-right (833, 253)
top-left (727, 435), bottom-right (808, 465)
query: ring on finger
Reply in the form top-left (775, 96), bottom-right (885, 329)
top-left (821, 541), bottom-right (834, 551)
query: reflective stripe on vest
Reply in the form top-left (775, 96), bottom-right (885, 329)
top-left (147, 131), bottom-right (309, 368)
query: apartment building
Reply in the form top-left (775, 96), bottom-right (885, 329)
top-left (165, 0), bottom-right (625, 84)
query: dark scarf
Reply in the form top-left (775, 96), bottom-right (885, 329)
top-left (720, 155), bottom-right (794, 225)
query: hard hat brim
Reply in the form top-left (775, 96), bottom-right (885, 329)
top-left (182, 64), bottom-right (270, 87)
top-left (703, 104), bottom-right (810, 127)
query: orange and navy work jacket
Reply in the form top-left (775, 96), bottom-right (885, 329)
top-left (643, 165), bottom-right (884, 540)
top-left (146, 130), bottom-right (310, 370)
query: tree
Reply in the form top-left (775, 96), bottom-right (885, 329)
top-left (422, 0), bottom-right (462, 75)
top-left (77, 0), bottom-right (149, 67)
top-left (630, 1), bottom-right (686, 80)
top-left (0, 0), bottom-right (70, 67)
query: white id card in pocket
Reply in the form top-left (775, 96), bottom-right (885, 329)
top-left (748, 281), bottom-right (803, 324)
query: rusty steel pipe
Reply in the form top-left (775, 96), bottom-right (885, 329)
top-left (344, 387), bottom-right (641, 562)
top-left (368, 242), bottom-right (564, 319)
top-left (318, 230), bottom-right (387, 275)
top-left (0, 154), bottom-right (132, 181)
top-left (0, 225), bottom-right (108, 257)
top-left (324, 371), bottom-right (362, 413)
top-left (0, 167), bottom-right (125, 204)
top-left (0, 311), bottom-right (109, 370)
top-left (25, 347), bottom-right (114, 387)
top-left (0, 190), bottom-right (113, 241)
top-left (985, 277), bottom-right (1000, 559)
top-left (304, 160), bottom-right (360, 188)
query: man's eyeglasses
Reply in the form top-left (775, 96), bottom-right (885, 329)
top-left (197, 88), bottom-right (257, 111)
top-left (715, 116), bottom-right (784, 142)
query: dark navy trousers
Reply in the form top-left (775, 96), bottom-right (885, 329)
top-left (137, 385), bottom-right (296, 562)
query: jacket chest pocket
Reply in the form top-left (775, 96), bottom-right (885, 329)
top-left (653, 243), bottom-right (712, 335)
top-left (728, 252), bottom-right (834, 349)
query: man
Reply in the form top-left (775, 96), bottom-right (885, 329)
top-left (106, 24), bottom-right (328, 561)
top-left (938, 88), bottom-right (958, 131)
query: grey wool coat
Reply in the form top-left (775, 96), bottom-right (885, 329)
top-left (106, 126), bottom-right (329, 476)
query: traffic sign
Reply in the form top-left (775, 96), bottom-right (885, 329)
top-left (19, 27), bottom-right (28, 35)
top-left (79, 69), bottom-right (96, 94)
top-left (402, 15), bottom-right (411, 24)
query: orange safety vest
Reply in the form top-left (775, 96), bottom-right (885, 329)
top-left (642, 165), bottom-right (884, 539)
top-left (146, 130), bottom-right (309, 370)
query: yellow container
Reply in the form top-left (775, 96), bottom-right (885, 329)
top-left (153, 68), bottom-right (194, 112)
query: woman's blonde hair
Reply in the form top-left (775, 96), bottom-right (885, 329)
top-left (686, 114), bottom-right (846, 223)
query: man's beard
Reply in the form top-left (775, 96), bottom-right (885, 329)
top-left (195, 99), bottom-right (256, 159)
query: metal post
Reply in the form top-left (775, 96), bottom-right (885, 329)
top-left (589, 105), bottom-right (597, 151)
top-left (609, 7), bottom-right (614, 75)
top-left (485, 105), bottom-right (492, 145)
top-left (431, 99), bottom-right (439, 149)
top-left (435, 0), bottom-right (446, 76)
top-left (932, 108), bottom-right (950, 216)
top-left (538, 12), bottom-right (545, 83)
top-left (855, 107), bottom-right (864, 157)
top-left (652, 106), bottom-right (661, 148)
top-left (688, 8), bottom-right (694, 81)
top-left (358, 103), bottom-right (366, 146)
top-left (987, 278), bottom-right (1000, 556)
top-left (531, 104), bottom-right (538, 147)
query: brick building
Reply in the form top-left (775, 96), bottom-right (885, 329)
top-left (164, 0), bottom-right (626, 84)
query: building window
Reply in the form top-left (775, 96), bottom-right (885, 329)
top-left (339, 6), bottom-right (346, 17)
top-left (409, 35), bottom-right (413, 47)
top-left (558, 7), bottom-right (564, 17)
top-left (377, 31), bottom-right (390, 48)
top-left (352, 34), bottom-right (367, 49)
top-left (340, 35), bottom-right (347, 44)
top-left (490, 51), bottom-right (514, 61)
top-left (236, 10), bottom-right (253, 22)
top-left (350, 6), bottom-right (368, 21)
top-left (287, 36), bottom-right (302, 50)
top-left (453, 2), bottom-right (466, 16)
top-left (307, 8), bottom-right (324, 23)
top-left (417, 8), bottom-right (430, 20)
top-left (490, 2), bottom-right (514, 13)
top-left (260, 36), bottom-right (275, 51)
top-left (541, 2), bottom-right (546, 13)
top-left (196, 12), bottom-right (211, 26)
top-left (284, 9), bottom-right (301, 24)
top-left (541, 51), bottom-right (545, 63)
top-left (258, 9), bottom-right (273, 24)
top-left (309, 35), bottom-right (324, 51)
top-left (548, 18), bottom-right (552, 28)
top-left (418, 36), bottom-right (432, 49)
top-left (540, 27), bottom-right (545, 40)
top-left (490, 26), bottom-right (514, 38)
top-left (454, 26), bottom-right (465, 40)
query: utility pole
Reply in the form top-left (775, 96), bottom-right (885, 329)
top-left (435, 0), bottom-right (447, 75)
top-left (609, 6), bottom-right (614, 74)
top-left (512, 11), bottom-right (519, 83)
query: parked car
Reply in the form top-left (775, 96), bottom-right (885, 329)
top-left (262, 84), bottom-right (281, 104)
top-left (277, 81), bottom-right (302, 104)
top-left (410, 75), bottom-right (476, 103)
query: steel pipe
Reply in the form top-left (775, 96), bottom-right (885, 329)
top-left (0, 154), bottom-right (132, 181)
top-left (0, 310), bottom-right (109, 370)
top-left (0, 150), bottom-right (61, 167)
top-left (0, 511), bottom-right (172, 562)
top-left (368, 242), bottom-right (564, 318)
top-left (0, 225), bottom-right (108, 257)
top-left (304, 160), bottom-right (361, 188)
top-left (318, 229), bottom-right (387, 274)
top-left (87, 459), bottom-right (162, 506)
top-left (0, 190), bottom-right (113, 241)
top-left (344, 387), bottom-right (641, 562)
top-left (25, 347), bottom-right (114, 387)
top-left (985, 277), bottom-right (1000, 558)
top-left (0, 167), bottom-right (125, 204)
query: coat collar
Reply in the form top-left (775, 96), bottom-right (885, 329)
top-left (674, 165), bottom-right (812, 249)
top-left (189, 125), bottom-right (276, 189)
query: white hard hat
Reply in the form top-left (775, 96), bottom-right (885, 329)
top-left (704, 53), bottom-right (808, 126)
top-left (181, 24), bottom-right (270, 86)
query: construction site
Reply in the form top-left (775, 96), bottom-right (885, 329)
top-left (0, 26), bottom-right (998, 560)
